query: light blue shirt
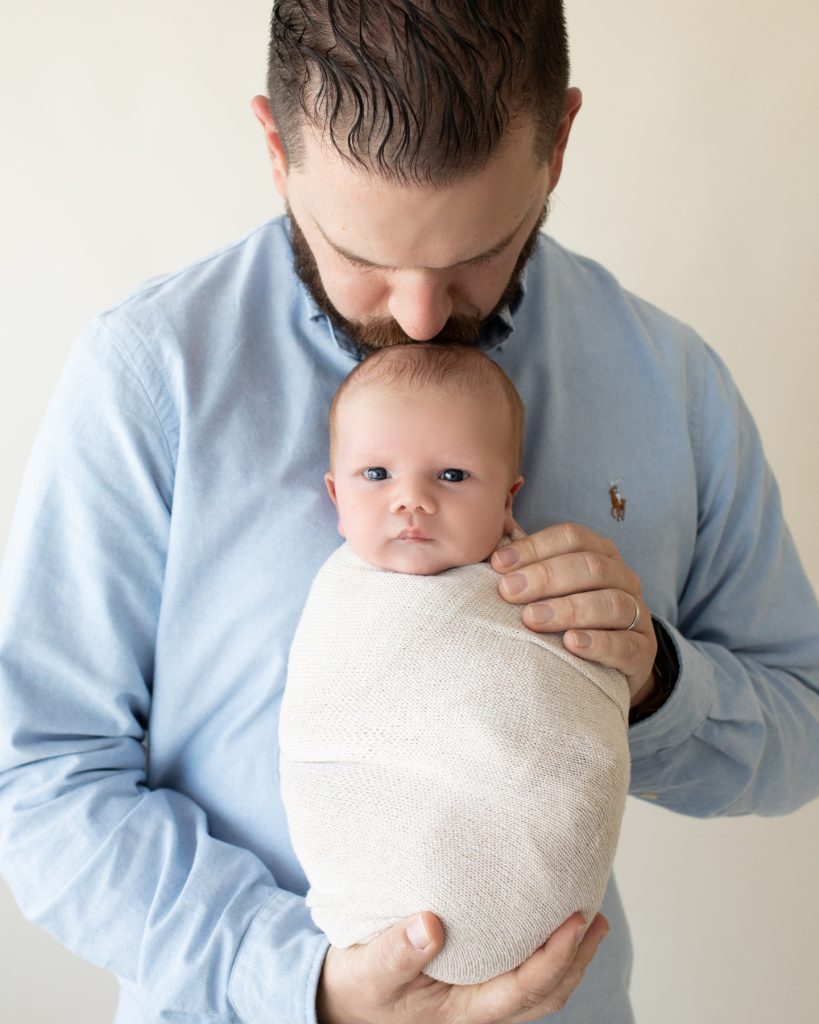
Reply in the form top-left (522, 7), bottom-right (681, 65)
top-left (1, 216), bottom-right (818, 1023)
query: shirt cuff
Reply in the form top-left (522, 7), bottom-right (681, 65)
top-left (228, 888), bottom-right (330, 1024)
top-left (627, 617), bottom-right (714, 765)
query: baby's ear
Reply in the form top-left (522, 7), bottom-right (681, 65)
top-left (507, 475), bottom-right (525, 505)
top-left (504, 476), bottom-right (525, 536)
top-left (324, 473), bottom-right (346, 537)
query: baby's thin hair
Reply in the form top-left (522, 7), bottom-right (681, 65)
top-left (328, 343), bottom-right (525, 471)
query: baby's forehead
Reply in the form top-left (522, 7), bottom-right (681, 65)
top-left (329, 347), bottom-right (524, 473)
top-left (335, 378), bottom-right (512, 442)
top-left (335, 378), bottom-right (517, 465)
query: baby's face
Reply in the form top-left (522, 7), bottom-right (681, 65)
top-left (326, 382), bottom-right (523, 575)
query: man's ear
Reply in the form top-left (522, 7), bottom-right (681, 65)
top-left (546, 87), bottom-right (582, 194)
top-left (250, 95), bottom-right (288, 198)
top-left (324, 473), bottom-right (346, 537)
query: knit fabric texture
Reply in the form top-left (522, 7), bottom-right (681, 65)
top-left (279, 543), bottom-right (631, 984)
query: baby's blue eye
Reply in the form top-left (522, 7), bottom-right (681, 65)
top-left (439, 468), bottom-right (468, 483)
top-left (364, 467), bottom-right (388, 481)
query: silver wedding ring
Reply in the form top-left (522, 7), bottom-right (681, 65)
top-left (626, 595), bottom-right (641, 631)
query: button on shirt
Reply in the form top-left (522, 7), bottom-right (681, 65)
top-left (1, 216), bottom-right (818, 1023)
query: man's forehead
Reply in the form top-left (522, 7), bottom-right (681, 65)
top-left (290, 123), bottom-right (549, 271)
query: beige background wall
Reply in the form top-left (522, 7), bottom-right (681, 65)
top-left (1, 2), bottom-right (817, 1021)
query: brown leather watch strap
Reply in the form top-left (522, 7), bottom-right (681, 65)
top-left (629, 618), bottom-right (679, 725)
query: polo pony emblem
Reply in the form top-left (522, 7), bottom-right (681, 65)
top-left (609, 480), bottom-right (627, 522)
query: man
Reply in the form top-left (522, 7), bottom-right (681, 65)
top-left (0, 3), bottom-right (817, 1023)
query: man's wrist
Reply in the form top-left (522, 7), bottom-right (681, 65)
top-left (628, 618), bottom-right (679, 725)
top-left (630, 670), bottom-right (658, 710)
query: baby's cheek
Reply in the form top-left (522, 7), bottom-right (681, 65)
top-left (457, 524), bottom-right (505, 566)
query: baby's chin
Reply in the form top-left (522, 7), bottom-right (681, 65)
top-left (354, 539), bottom-right (499, 576)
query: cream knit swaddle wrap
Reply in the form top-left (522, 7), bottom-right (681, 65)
top-left (280, 543), bottom-right (631, 984)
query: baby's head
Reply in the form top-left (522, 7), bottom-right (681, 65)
top-left (325, 344), bottom-right (525, 575)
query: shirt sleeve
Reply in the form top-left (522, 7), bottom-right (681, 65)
top-left (628, 342), bottom-right (819, 817)
top-left (0, 323), bottom-right (329, 1023)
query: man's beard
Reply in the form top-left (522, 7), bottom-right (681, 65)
top-left (287, 200), bottom-right (548, 353)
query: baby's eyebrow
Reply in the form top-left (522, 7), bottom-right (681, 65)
top-left (317, 214), bottom-right (527, 271)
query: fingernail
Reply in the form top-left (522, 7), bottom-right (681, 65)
top-left (501, 572), bottom-right (527, 596)
top-left (407, 915), bottom-right (431, 951)
top-left (494, 546), bottom-right (519, 568)
top-left (569, 631), bottom-right (591, 649)
top-left (529, 603), bottom-right (554, 625)
top-left (574, 920), bottom-right (587, 948)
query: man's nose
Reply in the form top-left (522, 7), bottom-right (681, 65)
top-left (387, 272), bottom-right (453, 341)
top-left (390, 479), bottom-right (437, 515)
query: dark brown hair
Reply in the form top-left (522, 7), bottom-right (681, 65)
top-left (329, 344), bottom-right (525, 472)
top-left (267, 0), bottom-right (570, 185)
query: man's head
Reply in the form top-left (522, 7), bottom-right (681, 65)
top-left (253, 1), bottom-right (581, 347)
top-left (325, 344), bottom-right (525, 575)
top-left (266, 0), bottom-right (571, 184)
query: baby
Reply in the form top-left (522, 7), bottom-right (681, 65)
top-left (279, 344), bottom-right (630, 984)
top-left (323, 340), bottom-right (525, 576)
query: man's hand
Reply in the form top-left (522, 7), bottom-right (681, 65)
top-left (492, 521), bottom-right (657, 706)
top-left (316, 910), bottom-right (608, 1024)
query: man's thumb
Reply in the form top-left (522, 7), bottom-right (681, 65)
top-left (371, 913), bottom-right (444, 986)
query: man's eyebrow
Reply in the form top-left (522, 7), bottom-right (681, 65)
top-left (317, 214), bottom-right (528, 270)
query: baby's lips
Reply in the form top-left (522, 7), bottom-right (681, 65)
top-left (397, 529), bottom-right (432, 541)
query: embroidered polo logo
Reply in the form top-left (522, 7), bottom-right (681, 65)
top-left (609, 480), bottom-right (627, 522)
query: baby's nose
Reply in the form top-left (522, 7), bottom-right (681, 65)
top-left (390, 481), bottom-right (437, 515)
